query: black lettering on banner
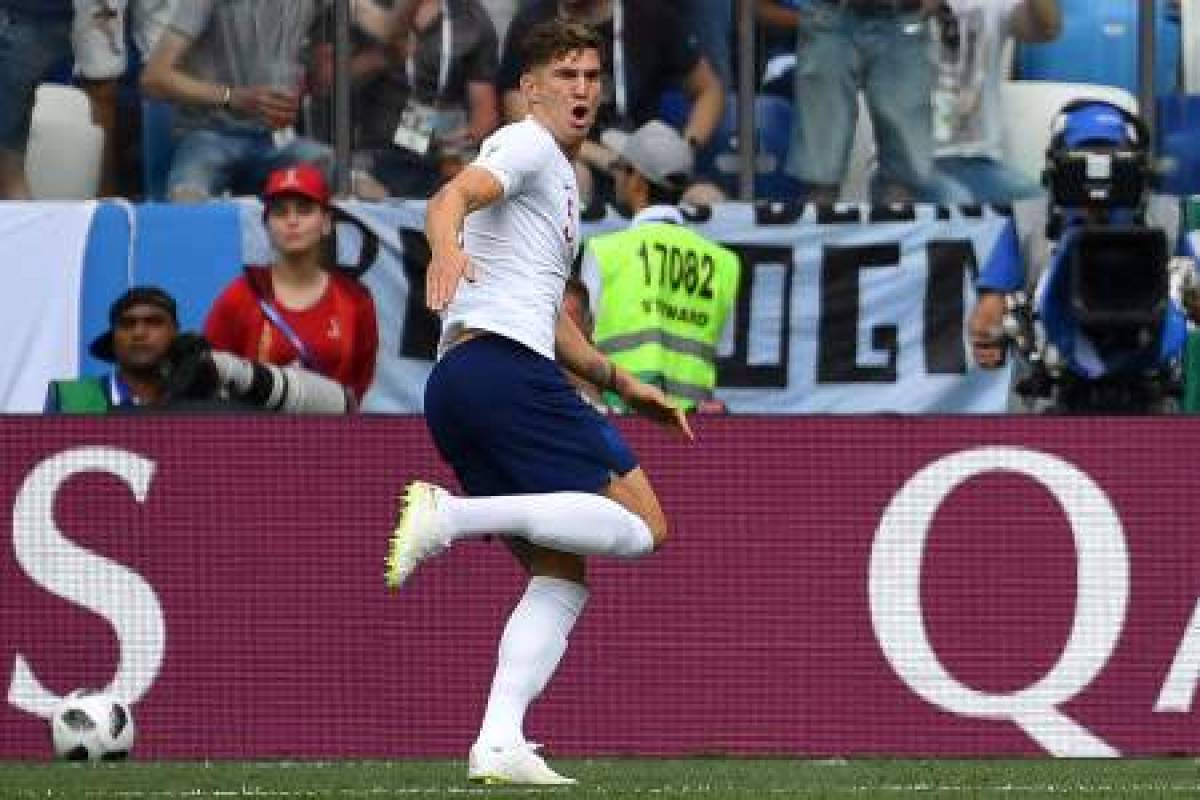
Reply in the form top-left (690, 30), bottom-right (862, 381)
top-left (924, 239), bottom-right (978, 375)
top-left (397, 229), bottom-right (441, 360)
top-left (868, 205), bottom-right (917, 224)
top-left (815, 205), bottom-right (863, 225)
top-left (755, 201), bottom-right (868, 226)
top-left (680, 203), bottom-right (712, 224)
top-left (714, 232), bottom-right (981, 390)
top-left (330, 208), bottom-right (381, 279)
top-left (717, 244), bottom-right (794, 388)
top-left (818, 244), bottom-right (900, 383)
top-left (754, 200), bottom-right (806, 226)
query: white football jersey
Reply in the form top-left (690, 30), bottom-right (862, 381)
top-left (439, 117), bottom-right (581, 360)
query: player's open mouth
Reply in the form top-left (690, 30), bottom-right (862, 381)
top-left (570, 105), bottom-right (589, 123)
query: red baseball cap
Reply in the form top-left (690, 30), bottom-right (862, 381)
top-left (262, 163), bottom-right (331, 206)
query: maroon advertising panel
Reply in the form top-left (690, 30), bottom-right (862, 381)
top-left (1, 417), bottom-right (1198, 759)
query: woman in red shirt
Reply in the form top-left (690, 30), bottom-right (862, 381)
top-left (205, 164), bottom-right (379, 404)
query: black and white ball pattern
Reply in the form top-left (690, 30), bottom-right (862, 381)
top-left (49, 689), bottom-right (136, 762)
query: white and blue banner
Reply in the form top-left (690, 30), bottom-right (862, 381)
top-left (0, 203), bottom-right (96, 413)
top-left (705, 202), bottom-right (1018, 412)
top-left (312, 201), bottom-right (1018, 414)
top-left (5, 200), bottom-right (1018, 414)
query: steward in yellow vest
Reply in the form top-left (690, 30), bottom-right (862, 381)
top-left (582, 121), bottom-right (740, 411)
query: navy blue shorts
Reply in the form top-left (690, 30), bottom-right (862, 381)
top-left (424, 334), bottom-right (638, 497)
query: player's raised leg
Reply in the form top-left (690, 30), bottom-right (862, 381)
top-left (385, 479), bottom-right (657, 588)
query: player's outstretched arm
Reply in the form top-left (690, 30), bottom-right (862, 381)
top-left (554, 312), bottom-right (694, 440)
top-left (424, 166), bottom-right (504, 311)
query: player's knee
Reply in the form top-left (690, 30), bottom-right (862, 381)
top-left (604, 469), bottom-right (668, 550)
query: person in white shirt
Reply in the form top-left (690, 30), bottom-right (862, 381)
top-left (384, 19), bottom-right (690, 787)
top-left (73, 0), bottom-right (179, 195)
top-left (932, 0), bottom-right (1061, 204)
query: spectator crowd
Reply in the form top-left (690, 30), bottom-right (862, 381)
top-left (22, 0), bottom-right (1200, 417)
top-left (0, 0), bottom-right (1065, 207)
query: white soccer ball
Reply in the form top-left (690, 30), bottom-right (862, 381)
top-left (49, 689), bottom-right (136, 761)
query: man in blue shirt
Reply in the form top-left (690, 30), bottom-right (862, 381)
top-left (0, 0), bottom-right (73, 198)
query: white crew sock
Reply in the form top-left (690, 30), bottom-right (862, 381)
top-left (441, 492), bottom-right (654, 558)
top-left (475, 576), bottom-right (588, 751)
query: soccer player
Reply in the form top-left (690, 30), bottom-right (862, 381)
top-left (385, 19), bottom-right (691, 786)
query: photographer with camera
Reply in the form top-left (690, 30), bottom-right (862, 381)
top-left (46, 286), bottom-right (356, 414)
top-left (968, 100), bottom-right (1193, 413)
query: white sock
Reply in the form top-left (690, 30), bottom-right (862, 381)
top-left (442, 492), bottom-right (654, 558)
top-left (475, 576), bottom-right (588, 751)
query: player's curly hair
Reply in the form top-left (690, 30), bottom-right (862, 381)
top-left (520, 18), bottom-right (606, 73)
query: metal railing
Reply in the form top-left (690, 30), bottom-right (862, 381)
top-left (1139, 0), bottom-right (1158, 142)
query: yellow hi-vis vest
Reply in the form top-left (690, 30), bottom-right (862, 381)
top-left (588, 221), bottom-right (740, 410)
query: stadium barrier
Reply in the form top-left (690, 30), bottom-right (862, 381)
top-left (3, 417), bottom-right (1199, 759)
top-left (3, 201), bottom-right (1016, 414)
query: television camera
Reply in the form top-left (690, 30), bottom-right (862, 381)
top-left (1004, 100), bottom-right (1190, 413)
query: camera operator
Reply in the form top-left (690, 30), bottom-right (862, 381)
top-left (968, 100), bottom-right (1193, 413)
top-left (46, 287), bottom-right (356, 414)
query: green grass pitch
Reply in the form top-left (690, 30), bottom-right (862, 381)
top-left (2, 758), bottom-right (1199, 798)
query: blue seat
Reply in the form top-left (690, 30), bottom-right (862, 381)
top-left (1017, 0), bottom-right (1180, 95)
top-left (1158, 95), bottom-right (1200, 195)
top-left (657, 90), bottom-right (802, 200)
